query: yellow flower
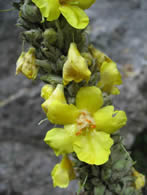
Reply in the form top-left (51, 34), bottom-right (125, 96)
top-left (98, 61), bottom-right (122, 95)
top-left (88, 45), bottom-right (122, 95)
top-left (16, 48), bottom-right (39, 80)
top-left (43, 85), bottom-right (127, 165)
top-left (63, 43), bottom-right (91, 85)
top-left (32, 0), bottom-right (95, 29)
top-left (51, 155), bottom-right (75, 188)
top-left (132, 168), bottom-right (145, 190)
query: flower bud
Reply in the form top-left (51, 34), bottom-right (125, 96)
top-left (43, 28), bottom-right (57, 47)
top-left (132, 168), bottom-right (145, 190)
top-left (63, 43), bottom-right (91, 85)
top-left (20, 3), bottom-right (41, 23)
top-left (41, 84), bottom-right (54, 100)
top-left (16, 48), bottom-right (39, 80)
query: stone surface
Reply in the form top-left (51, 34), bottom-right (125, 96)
top-left (0, 0), bottom-right (147, 194)
top-left (113, 67), bottom-right (147, 148)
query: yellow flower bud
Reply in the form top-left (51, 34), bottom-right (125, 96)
top-left (41, 84), bottom-right (54, 100)
top-left (16, 48), bottom-right (39, 80)
top-left (63, 43), bottom-right (91, 85)
top-left (51, 155), bottom-right (75, 188)
top-left (98, 61), bottom-right (122, 95)
top-left (132, 168), bottom-right (145, 190)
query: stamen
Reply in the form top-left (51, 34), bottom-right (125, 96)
top-left (76, 110), bottom-right (96, 136)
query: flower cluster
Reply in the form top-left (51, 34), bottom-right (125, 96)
top-left (15, 0), bottom-right (128, 190)
top-left (39, 42), bottom-right (127, 188)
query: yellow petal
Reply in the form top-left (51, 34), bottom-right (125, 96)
top-left (16, 52), bottom-right (26, 75)
top-left (98, 61), bottom-right (122, 95)
top-left (41, 84), bottom-right (54, 100)
top-left (51, 156), bottom-right (75, 188)
top-left (32, 0), bottom-right (60, 21)
top-left (59, 5), bottom-right (89, 29)
top-left (41, 84), bottom-right (79, 125)
top-left (132, 168), bottom-right (145, 190)
top-left (94, 106), bottom-right (127, 134)
top-left (44, 128), bottom-right (74, 155)
top-left (76, 86), bottom-right (103, 113)
top-left (42, 84), bottom-right (66, 114)
top-left (46, 101), bottom-right (79, 125)
top-left (78, 0), bottom-right (96, 9)
top-left (88, 45), bottom-right (112, 69)
top-left (63, 43), bottom-right (91, 85)
top-left (73, 131), bottom-right (113, 165)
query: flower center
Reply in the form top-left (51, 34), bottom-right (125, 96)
top-left (76, 110), bottom-right (96, 136)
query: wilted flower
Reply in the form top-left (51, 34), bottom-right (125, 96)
top-left (16, 48), bottom-right (39, 80)
top-left (63, 43), bottom-right (91, 85)
top-left (32, 0), bottom-right (95, 29)
top-left (51, 155), bottom-right (75, 188)
top-left (42, 84), bottom-right (127, 167)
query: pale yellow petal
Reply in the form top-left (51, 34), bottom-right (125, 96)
top-left (98, 61), bottom-right (122, 95)
top-left (73, 131), bottom-right (113, 165)
top-left (51, 156), bottom-right (75, 188)
top-left (76, 86), bottom-right (103, 113)
top-left (94, 106), bottom-right (127, 134)
top-left (42, 84), bottom-right (66, 114)
top-left (32, 0), bottom-right (60, 21)
top-left (63, 43), bottom-right (91, 85)
top-left (41, 84), bottom-right (54, 100)
top-left (46, 101), bottom-right (79, 125)
top-left (44, 128), bottom-right (73, 155)
top-left (59, 5), bottom-right (89, 29)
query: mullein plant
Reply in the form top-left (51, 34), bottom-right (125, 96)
top-left (14, 0), bottom-right (145, 194)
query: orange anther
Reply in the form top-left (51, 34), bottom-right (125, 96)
top-left (90, 125), bottom-right (96, 129)
top-left (86, 119), bottom-right (91, 123)
top-left (81, 112), bottom-right (86, 116)
top-left (77, 121), bottom-right (83, 125)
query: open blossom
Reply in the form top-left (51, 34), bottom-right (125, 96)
top-left (32, 0), bottom-right (95, 29)
top-left (16, 48), bottom-right (39, 80)
top-left (63, 42), bottom-right (91, 85)
top-left (42, 84), bottom-right (127, 168)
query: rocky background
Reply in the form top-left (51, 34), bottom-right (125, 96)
top-left (0, 0), bottom-right (147, 194)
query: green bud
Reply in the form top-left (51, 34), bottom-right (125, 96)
top-left (94, 184), bottom-right (105, 195)
top-left (43, 28), bottom-right (57, 47)
top-left (36, 59), bottom-right (51, 72)
top-left (20, 3), bottom-right (41, 23)
top-left (23, 29), bottom-right (42, 46)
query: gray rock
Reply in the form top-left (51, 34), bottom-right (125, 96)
top-left (113, 67), bottom-right (147, 147)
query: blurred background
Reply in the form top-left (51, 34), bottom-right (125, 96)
top-left (0, 0), bottom-right (147, 194)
